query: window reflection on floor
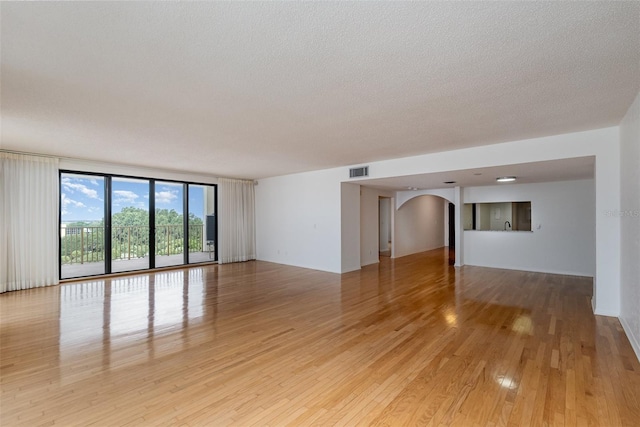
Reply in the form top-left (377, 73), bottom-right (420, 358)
top-left (60, 281), bottom-right (105, 348)
top-left (186, 269), bottom-right (204, 320)
top-left (110, 275), bottom-right (150, 338)
top-left (59, 268), bottom-right (208, 381)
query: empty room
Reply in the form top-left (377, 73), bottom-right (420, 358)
top-left (1, 2), bottom-right (639, 426)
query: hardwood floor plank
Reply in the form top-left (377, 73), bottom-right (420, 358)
top-left (2, 248), bottom-right (639, 426)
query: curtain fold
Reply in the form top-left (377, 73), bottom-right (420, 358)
top-left (1, 152), bottom-right (60, 293)
top-left (218, 178), bottom-right (256, 264)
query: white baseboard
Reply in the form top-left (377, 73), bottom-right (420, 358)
top-left (593, 308), bottom-right (620, 317)
top-left (620, 317), bottom-right (640, 364)
top-left (464, 262), bottom-right (593, 278)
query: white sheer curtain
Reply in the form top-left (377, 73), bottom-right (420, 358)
top-left (218, 178), bottom-right (256, 264)
top-left (1, 152), bottom-right (59, 293)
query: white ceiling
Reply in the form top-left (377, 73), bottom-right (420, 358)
top-left (1, 2), bottom-right (638, 180)
top-left (358, 157), bottom-right (595, 191)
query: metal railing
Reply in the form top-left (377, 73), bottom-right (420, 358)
top-left (61, 224), bottom-right (206, 265)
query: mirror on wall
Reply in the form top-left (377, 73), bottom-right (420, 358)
top-left (463, 202), bottom-right (532, 231)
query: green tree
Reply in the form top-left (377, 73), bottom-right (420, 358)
top-left (61, 207), bottom-right (208, 264)
top-left (111, 207), bottom-right (149, 259)
top-left (61, 221), bottom-right (105, 264)
top-left (112, 207), bottom-right (149, 227)
top-left (187, 213), bottom-right (204, 251)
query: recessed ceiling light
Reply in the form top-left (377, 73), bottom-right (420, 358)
top-left (443, 181), bottom-right (456, 184)
top-left (496, 176), bottom-right (516, 182)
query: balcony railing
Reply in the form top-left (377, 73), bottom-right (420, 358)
top-left (61, 225), bottom-right (206, 265)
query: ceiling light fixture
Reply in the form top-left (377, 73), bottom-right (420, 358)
top-left (496, 176), bottom-right (516, 183)
top-left (443, 181), bottom-right (456, 184)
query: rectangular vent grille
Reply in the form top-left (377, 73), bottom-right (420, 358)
top-left (349, 166), bottom-right (369, 178)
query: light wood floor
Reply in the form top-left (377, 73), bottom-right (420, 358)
top-left (1, 249), bottom-right (639, 426)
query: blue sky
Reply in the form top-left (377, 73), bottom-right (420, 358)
top-left (60, 174), bottom-right (205, 222)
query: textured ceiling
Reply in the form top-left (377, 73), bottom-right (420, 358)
top-left (1, 2), bottom-right (639, 179)
top-left (358, 157), bottom-right (595, 191)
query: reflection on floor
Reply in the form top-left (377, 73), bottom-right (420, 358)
top-left (2, 248), bottom-right (639, 425)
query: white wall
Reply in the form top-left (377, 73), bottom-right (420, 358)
top-left (379, 198), bottom-right (391, 251)
top-left (397, 188), bottom-right (455, 248)
top-left (591, 132), bottom-right (621, 317)
top-left (256, 168), bottom-right (343, 273)
top-left (620, 91), bottom-right (640, 361)
top-left (360, 187), bottom-right (380, 266)
top-left (444, 201), bottom-right (450, 246)
top-left (454, 186), bottom-right (464, 267)
top-left (463, 203), bottom-right (473, 230)
top-left (348, 127), bottom-right (619, 315)
top-left (463, 180), bottom-right (595, 277)
top-left (360, 187), bottom-right (393, 266)
top-left (256, 127), bottom-right (619, 315)
top-left (341, 183), bottom-right (361, 273)
top-left (394, 195), bottom-right (445, 258)
top-left (396, 188), bottom-right (454, 209)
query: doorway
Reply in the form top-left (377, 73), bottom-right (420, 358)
top-left (379, 197), bottom-right (392, 257)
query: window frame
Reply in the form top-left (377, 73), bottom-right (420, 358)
top-left (59, 170), bottom-right (218, 280)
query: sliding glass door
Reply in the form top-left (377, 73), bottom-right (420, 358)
top-left (111, 177), bottom-right (150, 273)
top-left (155, 181), bottom-right (185, 268)
top-left (60, 173), bottom-right (106, 279)
top-left (60, 172), bottom-right (217, 279)
top-left (188, 184), bottom-right (216, 263)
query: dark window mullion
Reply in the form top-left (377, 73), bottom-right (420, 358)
top-left (58, 171), bottom-right (63, 281)
top-left (149, 180), bottom-right (155, 270)
top-left (183, 184), bottom-right (189, 265)
top-left (214, 184), bottom-right (218, 262)
top-left (105, 176), bottom-right (112, 275)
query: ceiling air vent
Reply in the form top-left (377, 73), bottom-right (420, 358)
top-left (349, 166), bottom-right (369, 178)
